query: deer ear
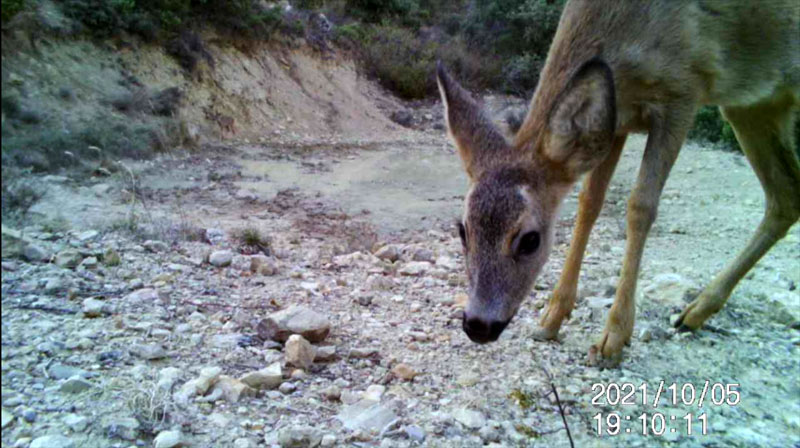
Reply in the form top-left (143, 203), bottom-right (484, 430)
top-left (545, 58), bottom-right (616, 178)
top-left (437, 61), bottom-right (510, 180)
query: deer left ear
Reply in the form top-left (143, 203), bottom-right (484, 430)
top-left (544, 58), bottom-right (616, 178)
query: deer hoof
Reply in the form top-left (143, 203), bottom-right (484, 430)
top-left (531, 326), bottom-right (559, 341)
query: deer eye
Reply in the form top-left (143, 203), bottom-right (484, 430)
top-left (457, 223), bottom-right (467, 247)
top-left (517, 231), bottom-right (540, 256)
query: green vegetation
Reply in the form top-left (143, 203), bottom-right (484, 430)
top-left (689, 106), bottom-right (741, 151)
top-left (1, 0), bottom-right (26, 23)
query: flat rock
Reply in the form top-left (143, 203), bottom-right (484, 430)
top-left (285, 334), bottom-right (315, 370)
top-left (209, 250), bottom-right (234, 267)
top-left (205, 376), bottom-right (256, 403)
top-left (154, 430), bottom-right (184, 448)
top-left (399, 261), bottom-right (432, 276)
top-left (143, 240), bottom-right (169, 253)
top-left (130, 344), bottom-right (168, 360)
top-left (30, 435), bottom-right (75, 448)
top-left (124, 288), bottom-right (159, 304)
top-left (82, 297), bottom-right (109, 317)
top-left (60, 376), bottom-right (93, 393)
top-left (453, 408), bottom-right (486, 429)
top-left (643, 273), bottom-right (696, 307)
top-left (48, 364), bottom-right (89, 380)
top-left (337, 399), bottom-right (398, 432)
top-left (314, 346), bottom-right (337, 362)
top-left (239, 362), bottom-right (283, 390)
top-left (277, 426), bottom-right (323, 448)
top-left (24, 243), bottom-right (51, 262)
top-left (176, 366), bottom-right (222, 402)
top-left (1, 408), bottom-right (13, 428)
top-left (54, 250), bottom-right (83, 269)
top-left (373, 245), bottom-right (400, 262)
top-left (392, 363), bottom-right (419, 381)
top-left (63, 414), bottom-right (89, 432)
top-left (257, 306), bottom-right (331, 343)
top-left (104, 417), bottom-right (140, 440)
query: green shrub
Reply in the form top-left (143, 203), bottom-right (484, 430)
top-left (689, 106), bottom-right (740, 150)
top-left (1, 0), bottom-right (27, 23)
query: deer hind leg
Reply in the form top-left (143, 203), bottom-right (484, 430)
top-left (534, 134), bottom-right (627, 340)
top-left (676, 94), bottom-right (800, 331)
top-left (591, 103), bottom-right (696, 363)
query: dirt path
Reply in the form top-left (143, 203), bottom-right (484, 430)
top-left (2, 127), bottom-right (799, 447)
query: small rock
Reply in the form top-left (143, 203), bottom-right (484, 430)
top-left (453, 408), bottom-right (486, 429)
top-left (374, 245), bottom-right (400, 262)
top-left (21, 408), bottom-right (36, 422)
top-left (411, 247), bottom-right (434, 262)
top-left (337, 399), bottom-right (398, 432)
top-left (82, 297), bottom-right (109, 317)
top-left (644, 273), bottom-right (696, 307)
top-left (405, 425), bottom-right (426, 442)
top-left (205, 228), bottom-right (226, 245)
top-left (285, 335), bottom-right (315, 370)
top-left (48, 364), bottom-right (89, 380)
top-left (79, 256), bottom-right (98, 269)
top-left (314, 346), bottom-right (337, 362)
top-left (277, 426), bottom-right (323, 448)
top-left (279, 382), bottom-right (297, 395)
top-left (60, 376), bottom-right (93, 393)
top-left (257, 306), bottom-right (331, 343)
top-left (209, 250), bottom-right (234, 267)
top-left (92, 183), bottom-right (112, 196)
top-left (364, 385), bottom-right (385, 402)
top-left (2, 408), bottom-right (14, 428)
top-left (124, 288), bottom-right (159, 304)
top-left (321, 385), bottom-right (341, 401)
top-left (30, 435), bottom-right (75, 448)
top-left (76, 230), bottom-right (99, 241)
top-left (154, 430), bottom-right (184, 448)
top-left (399, 261), bottom-right (432, 276)
top-left (392, 363), bottom-right (418, 381)
top-left (63, 414), bottom-right (89, 432)
top-left (54, 250), bottom-right (83, 269)
top-left (157, 367), bottom-right (183, 390)
top-left (104, 417), bottom-right (140, 440)
top-left (130, 344), bottom-right (168, 360)
top-left (143, 240), bottom-right (169, 253)
top-left (320, 434), bottom-right (337, 447)
top-left (348, 347), bottom-right (378, 359)
top-left (239, 362), bottom-right (283, 390)
top-left (23, 244), bottom-right (51, 262)
top-left (204, 376), bottom-right (255, 403)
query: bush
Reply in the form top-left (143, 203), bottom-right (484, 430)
top-left (689, 106), bottom-right (740, 150)
top-left (357, 25), bottom-right (500, 99)
top-left (2, 0), bottom-right (27, 23)
top-left (1, 113), bottom-right (181, 172)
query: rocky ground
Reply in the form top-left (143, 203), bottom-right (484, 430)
top-left (2, 120), bottom-right (799, 448)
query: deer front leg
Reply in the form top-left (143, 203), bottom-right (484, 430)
top-left (591, 105), bottom-right (694, 363)
top-left (534, 134), bottom-right (627, 340)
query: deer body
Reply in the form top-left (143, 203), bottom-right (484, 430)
top-left (439, 0), bottom-right (799, 362)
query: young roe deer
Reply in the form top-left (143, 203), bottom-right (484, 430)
top-left (438, 0), bottom-right (799, 363)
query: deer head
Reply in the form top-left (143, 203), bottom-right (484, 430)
top-left (437, 59), bottom-right (616, 343)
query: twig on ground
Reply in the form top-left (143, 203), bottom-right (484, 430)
top-left (541, 365), bottom-right (575, 448)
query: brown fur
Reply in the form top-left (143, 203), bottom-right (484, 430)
top-left (439, 0), bottom-right (799, 361)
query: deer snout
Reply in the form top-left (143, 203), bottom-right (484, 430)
top-left (462, 313), bottom-right (510, 344)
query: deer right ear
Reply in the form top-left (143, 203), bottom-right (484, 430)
top-left (437, 61), bottom-right (510, 180)
top-left (544, 58), bottom-right (616, 179)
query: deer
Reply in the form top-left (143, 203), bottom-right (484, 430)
top-left (437, 0), bottom-right (799, 364)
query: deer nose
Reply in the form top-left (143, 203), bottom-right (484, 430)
top-left (462, 313), bottom-right (510, 344)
